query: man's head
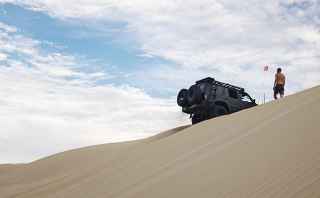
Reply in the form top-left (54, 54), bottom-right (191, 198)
top-left (277, 68), bottom-right (282, 73)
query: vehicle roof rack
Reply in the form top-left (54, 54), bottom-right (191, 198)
top-left (196, 77), bottom-right (245, 92)
top-left (196, 77), bottom-right (215, 84)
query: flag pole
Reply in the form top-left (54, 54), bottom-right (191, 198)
top-left (263, 65), bottom-right (269, 104)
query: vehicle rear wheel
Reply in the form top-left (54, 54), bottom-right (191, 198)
top-left (191, 114), bottom-right (203, 125)
top-left (212, 105), bottom-right (228, 117)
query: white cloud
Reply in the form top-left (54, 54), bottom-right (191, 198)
top-left (2, 0), bottom-right (319, 99)
top-left (0, 21), bottom-right (17, 33)
top-left (0, 22), bottom-right (188, 163)
top-left (0, 52), bottom-right (7, 61)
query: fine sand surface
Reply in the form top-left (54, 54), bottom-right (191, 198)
top-left (1, 86), bottom-right (320, 198)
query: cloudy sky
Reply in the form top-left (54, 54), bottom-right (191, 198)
top-left (0, 0), bottom-right (319, 163)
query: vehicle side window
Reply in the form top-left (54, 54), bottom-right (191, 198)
top-left (241, 95), bottom-right (252, 102)
top-left (228, 89), bottom-right (238, 99)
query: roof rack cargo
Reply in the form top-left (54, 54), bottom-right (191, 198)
top-left (196, 77), bottom-right (245, 92)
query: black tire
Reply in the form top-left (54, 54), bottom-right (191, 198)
top-left (212, 105), bottom-right (228, 117)
top-left (187, 85), bottom-right (202, 105)
top-left (177, 89), bottom-right (189, 107)
top-left (192, 114), bottom-right (204, 125)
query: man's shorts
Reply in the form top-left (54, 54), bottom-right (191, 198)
top-left (274, 84), bottom-right (284, 95)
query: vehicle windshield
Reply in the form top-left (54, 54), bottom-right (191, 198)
top-left (241, 94), bottom-right (252, 102)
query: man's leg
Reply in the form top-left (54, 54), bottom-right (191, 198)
top-left (274, 87), bottom-right (278, 100)
top-left (280, 91), bottom-right (284, 98)
top-left (280, 86), bottom-right (284, 98)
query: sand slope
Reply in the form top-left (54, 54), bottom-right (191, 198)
top-left (1, 86), bottom-right (320, 198)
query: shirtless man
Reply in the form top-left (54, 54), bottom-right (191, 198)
top-left (273, 68), bottom-right (286, 100)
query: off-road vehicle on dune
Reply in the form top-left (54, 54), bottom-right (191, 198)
top-left (177, 77), bottom-right (257, 124)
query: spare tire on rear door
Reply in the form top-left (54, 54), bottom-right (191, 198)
top-left (187, 85), bottom-right (202, 105)
top-left (177, 89), bottom-right (189, 107)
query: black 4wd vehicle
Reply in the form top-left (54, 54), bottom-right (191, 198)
top-left (177, 77), bottom-right (257, 124)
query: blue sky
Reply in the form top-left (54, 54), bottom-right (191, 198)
top-left (0, 0), bottom-right (319, 163)
top-left (1, 4), bottom-right (144, 69)
top-left (0, 3), bottom-right (178, 96)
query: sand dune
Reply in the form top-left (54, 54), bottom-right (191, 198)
top-left (1, 86), bottom-right (320, 198)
